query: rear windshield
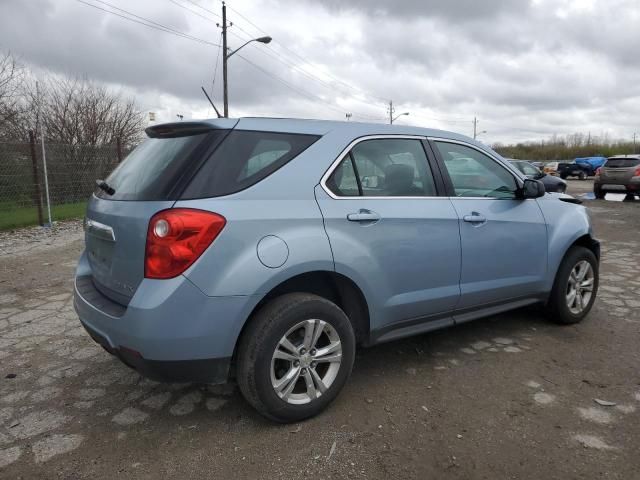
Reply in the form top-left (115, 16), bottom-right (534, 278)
top-left (605, 158), bottom-right (640, 168)
top-left (181, 130), bottom-right (320, 199)
top-left (97, 132), bottom-right (218, 200)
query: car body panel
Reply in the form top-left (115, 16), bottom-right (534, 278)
top-left (314, 184), bottom-right (461, 332)
top-left (448, 197), bottom-right (548, 309)
top-left (535, 193), bottom-right (595, 290)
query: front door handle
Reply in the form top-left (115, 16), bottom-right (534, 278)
top-left (463, 213), bottom-right (487, 224)
top-left (347, 209), bottom-right (380, 223)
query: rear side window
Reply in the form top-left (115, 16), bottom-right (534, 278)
top-left (182, 131), bottom-right (320, 198)
top-left (99, 133), bottom-right (215, 200)
top-left (605, 158), bottom-right (640, 168)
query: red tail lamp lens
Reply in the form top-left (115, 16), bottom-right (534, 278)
top-left (145, 209), bottom-right (226, 279)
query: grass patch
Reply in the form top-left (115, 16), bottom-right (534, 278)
top-left (0, 201), bottom-right (87, 231)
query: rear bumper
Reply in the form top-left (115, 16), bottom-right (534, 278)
top-left (80, 319), bottom-right (231, 383)
top-left (73, 250), bottom-right (261, 384)
top-left (595, 178), bottom-right (640, 191)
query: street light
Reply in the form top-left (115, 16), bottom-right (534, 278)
top-left (391, 112), bottom-right (409, 124)
top-left (222, 33), bottom-right (272, 117)
top-left (474, 130), bottom-right (487, 140)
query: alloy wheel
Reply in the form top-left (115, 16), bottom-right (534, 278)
top-left (566, 260), bottom-right (594, 314)
top-left (270, 319), bottom-right (342, 405)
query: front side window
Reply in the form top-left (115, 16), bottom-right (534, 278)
top-left (326, 138), bottom-right (437, 197)
top-left (435, 142), bottom-right (518, 199)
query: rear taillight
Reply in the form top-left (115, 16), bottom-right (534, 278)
top-left (145, 209), bottom-right (226, 279)
top-left (595, 167), bottom-right (601, 176)
top-left (634, 166), bottom-right (640, 177)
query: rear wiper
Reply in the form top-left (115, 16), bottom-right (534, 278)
top-left (96, 179), bottom-right (115, 196)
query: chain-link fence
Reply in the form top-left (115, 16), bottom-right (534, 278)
top-left (0, 133), bottom-right (123, 230)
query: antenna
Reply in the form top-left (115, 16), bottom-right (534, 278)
top-left (201, 86), bottom-right (222, 118)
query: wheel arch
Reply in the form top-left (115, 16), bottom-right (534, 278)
top-left (229, 270), bottom-right (371, 376)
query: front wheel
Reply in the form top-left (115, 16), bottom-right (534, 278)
top-left (547, 246), bottom-right (599, 325)
top-left (237, 293), bottom-right (355, 423)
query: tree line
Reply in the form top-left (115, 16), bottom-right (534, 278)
top-left (492, 132), bottom-right (638, 161)
top-left (0, 51), bottom-right (144, 148)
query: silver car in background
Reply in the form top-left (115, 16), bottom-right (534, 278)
top-left (594, 155), bottom-right (640, 199)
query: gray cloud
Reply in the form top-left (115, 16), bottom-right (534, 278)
top-left (1, 0), bottom-right (639, 143)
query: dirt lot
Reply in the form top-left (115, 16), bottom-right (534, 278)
top-left (1, 179), bottom-right (639, 479)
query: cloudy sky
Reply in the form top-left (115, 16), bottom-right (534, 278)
top-left (1, 0), bottom-right (639, 144)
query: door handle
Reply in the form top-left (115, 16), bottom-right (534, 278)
top-left (347, 209), bottom-right (380, 223)
top-left (463, 213), bottom-right (487, 224)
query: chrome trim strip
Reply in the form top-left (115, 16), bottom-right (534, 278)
top-left (85, 219), bottom-right (116, 242)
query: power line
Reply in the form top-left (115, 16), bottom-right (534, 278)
top-left (75, 0), bottom-right (221, 47)
top-left (235, 53), bottom-right (385, 121)
top-left (74, 0), bottom-right (383, 121)
top-left (166, 0), bottom-right (385, 110)
top-left (223, 2), bottom-right (389, 103)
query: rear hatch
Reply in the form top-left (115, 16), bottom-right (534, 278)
top-left (84, 121), bottom-right (233, 305)
top-left (601, 157), bottom-right (640, 182)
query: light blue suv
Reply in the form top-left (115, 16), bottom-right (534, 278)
top-left (74, 118), bottom-right (600, 422)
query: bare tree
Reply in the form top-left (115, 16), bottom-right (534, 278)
top-left (20, 75), bottom-right (145, 148)
top-left (0, 52), bottom-right (25, 139)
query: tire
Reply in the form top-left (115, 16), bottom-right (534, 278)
top-left (560, 173), bottom-right (568, 180)
top-left (594, 186), bottom-right (605, 199)
top-left (578, 171), bottom-right (587, 180)
top-left (547, 246), bottom-right (599, 325)
top-left (236, 293), bottom-right (356, 423)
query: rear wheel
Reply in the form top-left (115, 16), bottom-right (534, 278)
top-left (594, 185), bottom-right (605, 199)
top-left (578, 171), bottom-right (587, 180)
top-left (237, 293), bottom-right (355, 423)
top-left (547, 246), bottom-right (598, 325)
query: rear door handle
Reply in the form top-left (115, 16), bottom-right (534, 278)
top-left (463, 213), bottom-right (487, 224)
top-left (347, 209), bottom-right (380, 223)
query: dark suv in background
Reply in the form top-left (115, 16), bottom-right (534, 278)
top-left (557, 162), bottom-right (591, 180)
top-left (594, 155), bottom-right (640, 199)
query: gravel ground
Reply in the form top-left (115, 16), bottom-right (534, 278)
top-left (0, 179), bottom-right (639, 479)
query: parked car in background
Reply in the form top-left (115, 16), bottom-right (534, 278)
top-left (575, 156), bottom-right (607, 175)
top-left (557, 162), bottom-right (590, 180)
top-left (74, 118), bottom-right (600, 422)
top-left (509, 160), bottom-right (567, 193)
top-left (531, 161), bottom-right (544, 170)
top-left (594, 155), bottom-right (640, 199)
top-left (544, 161), bottom-right (559, 175)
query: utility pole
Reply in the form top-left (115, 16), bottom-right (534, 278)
top-left (473, 116), bottom-right (478, 140)
top-left (388, 100), bottom-right (394, 125)
top-left (221, 2), bottom-right (229, 118)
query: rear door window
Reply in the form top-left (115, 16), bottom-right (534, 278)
top-left (605, 158), bottom-right (640, 168)
top-left (182, 131), bottom-right (319, 198)
top-left (325, 138), bottom-right (437, 197)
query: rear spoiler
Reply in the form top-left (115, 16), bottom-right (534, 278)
top-left (145, 120), bottom-right (238, 138)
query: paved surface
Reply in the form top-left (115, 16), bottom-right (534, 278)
top-left (1, 179), bottom-right (639, 479)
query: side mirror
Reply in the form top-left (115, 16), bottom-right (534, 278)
top-left (521, 178), bottom-right (545, 198)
